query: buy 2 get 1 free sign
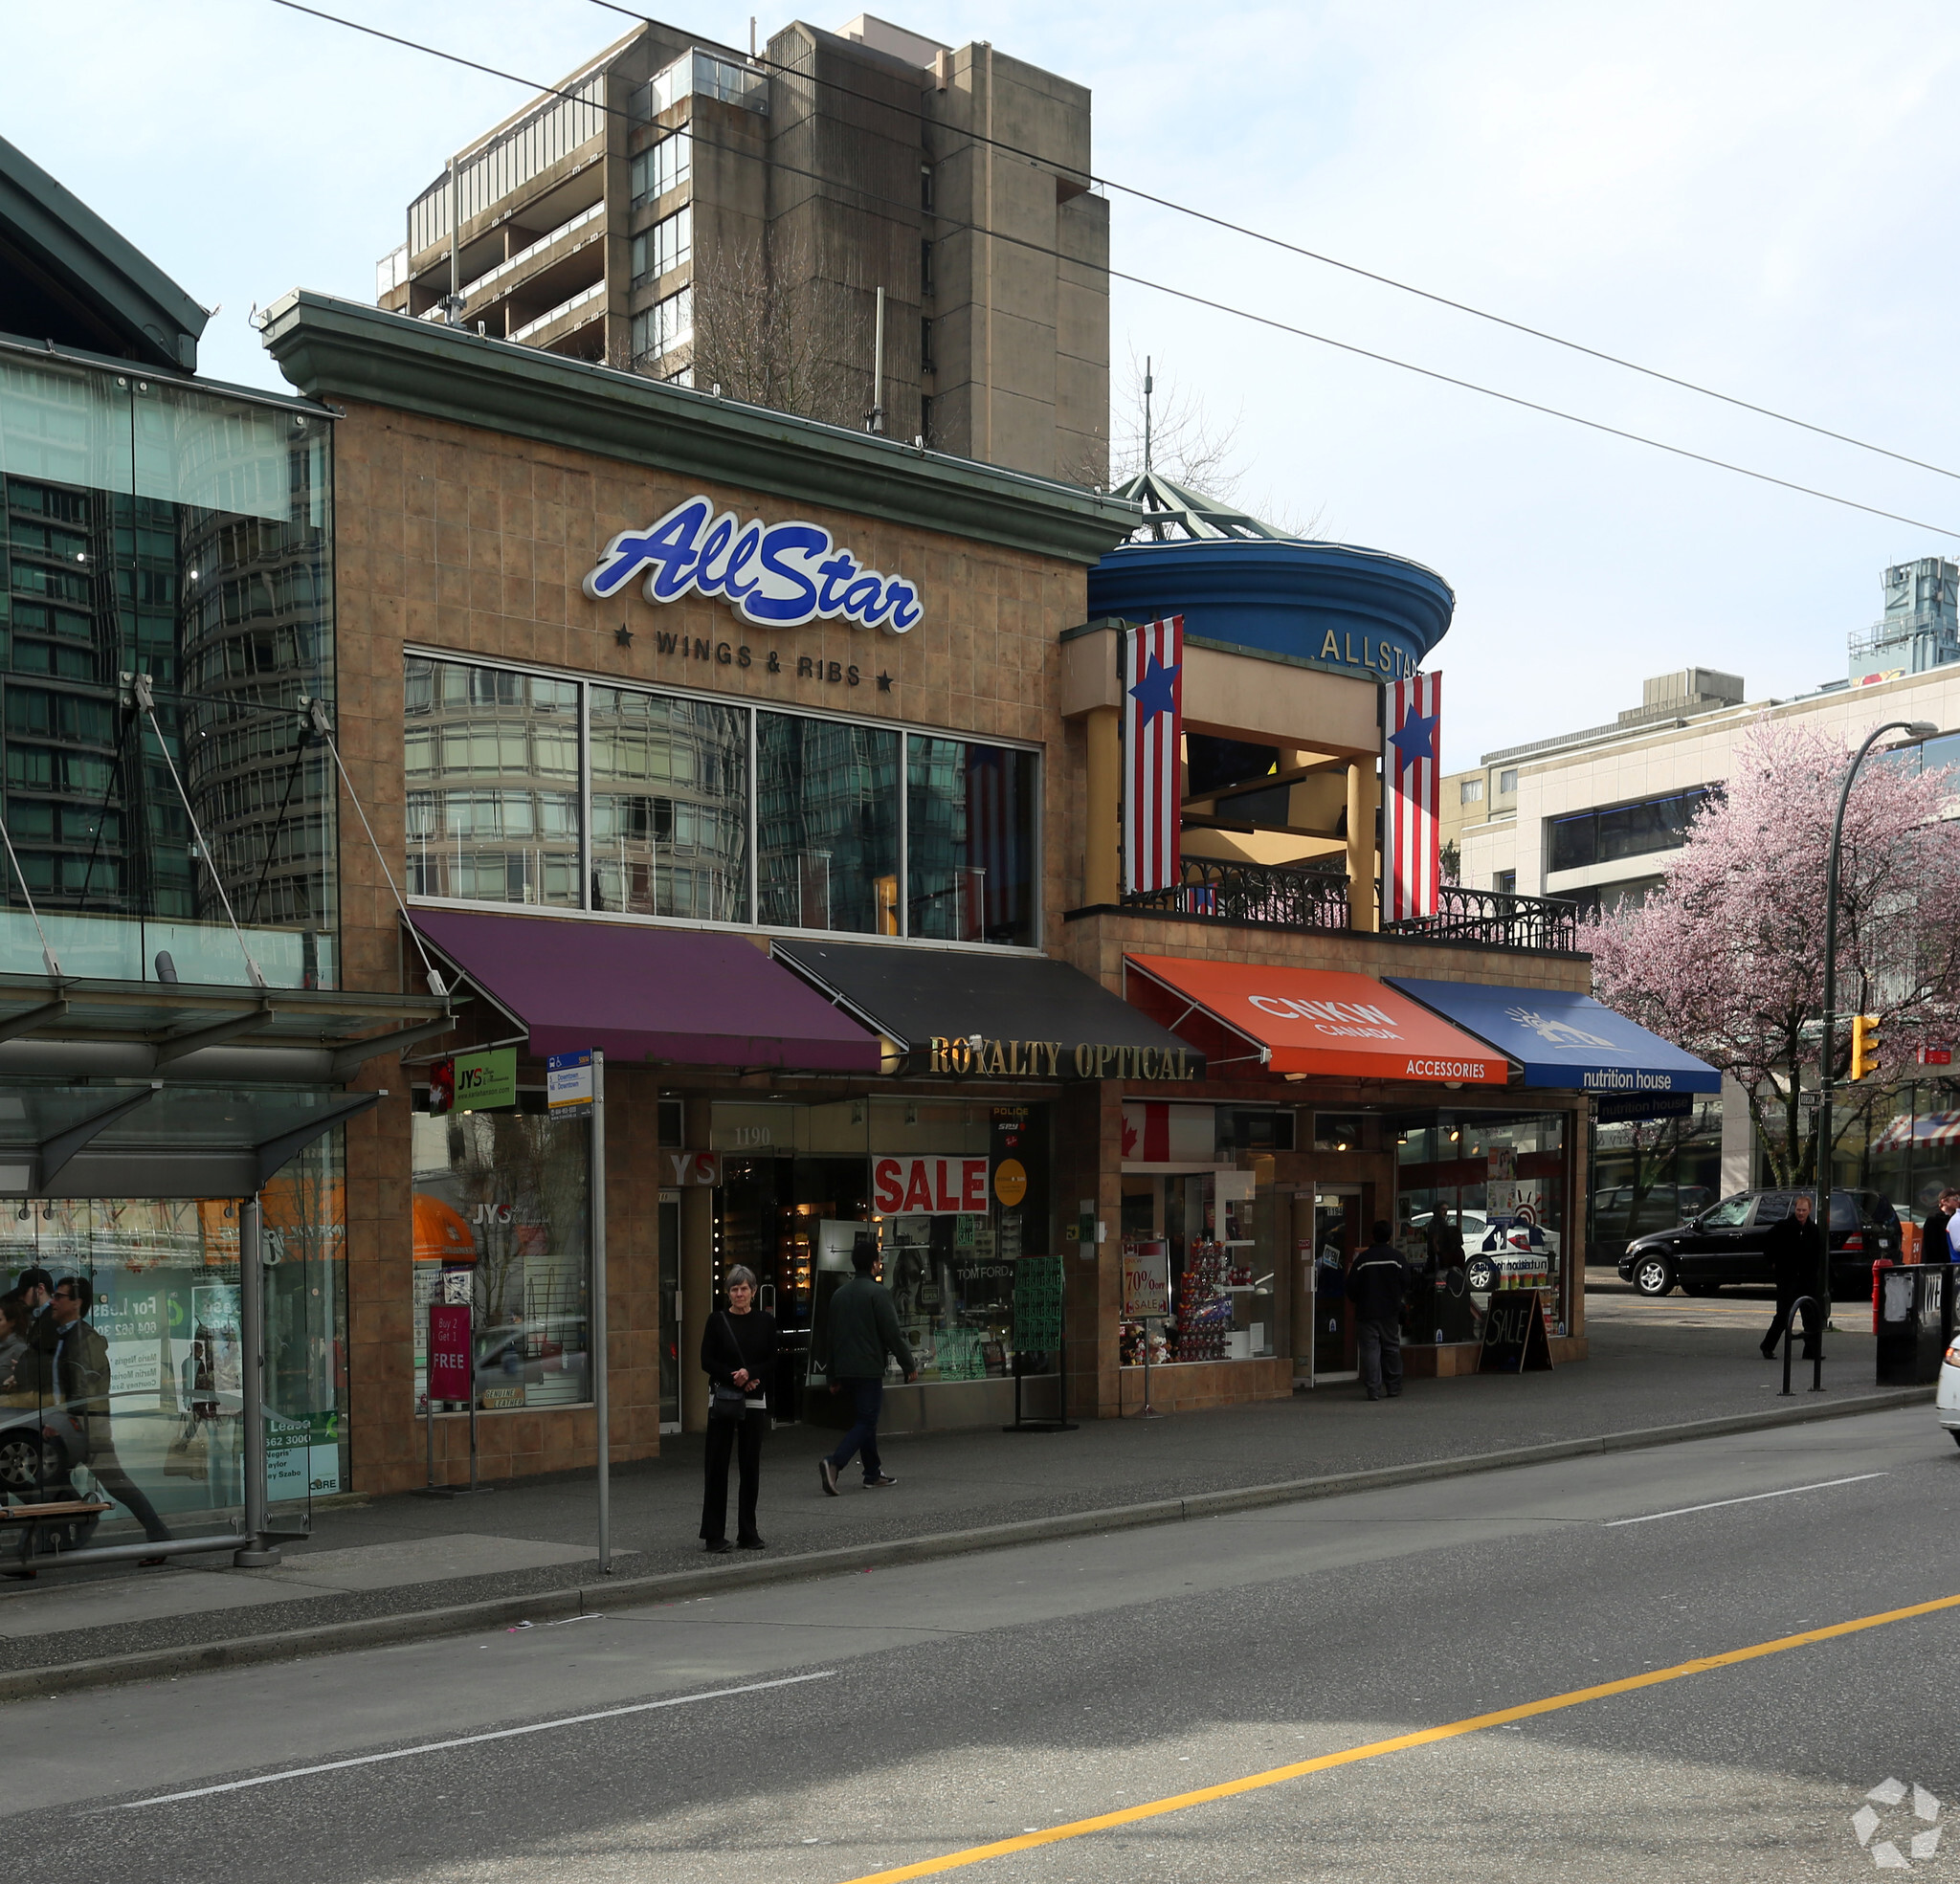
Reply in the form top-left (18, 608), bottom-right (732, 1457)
top-left (872, 1155), bottom-right (991, 1216)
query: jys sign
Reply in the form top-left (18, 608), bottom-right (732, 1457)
top-left (873, 1155), bottom-right (991, 1217)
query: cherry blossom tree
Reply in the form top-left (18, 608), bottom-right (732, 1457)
top-left (1583, 717), bottom-right (1960, 1186)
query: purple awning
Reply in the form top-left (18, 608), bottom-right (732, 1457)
top-left (411, 911), bottom-right (880, 1073)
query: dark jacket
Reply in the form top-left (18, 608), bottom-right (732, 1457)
top-left (1923, 1207), bottom-right (1953, 1265)
top-left (1346, 1242), bottom-right (1408, 1323)
top-left (1428, 1220), bottom-right (1467, 1274)
top-left (701, 1308), bottom-right (778, 1403)
top-left (1764, 1212), bottom-right (1825, 1299)
top-left (824, 1274), bottom-right (915, 1381)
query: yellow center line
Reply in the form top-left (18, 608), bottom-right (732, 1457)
top-left (835, 1588), bottom-right (1960, 1883)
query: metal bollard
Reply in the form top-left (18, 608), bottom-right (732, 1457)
top-left (1780, 1296), bottom-right (1825, 1396)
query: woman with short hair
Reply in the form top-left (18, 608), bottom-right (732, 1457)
top-left (699, 1266), bottom-right (777, 1553)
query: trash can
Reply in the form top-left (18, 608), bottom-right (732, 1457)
top-left (1875, 1262), bottom-right (1953, 1385)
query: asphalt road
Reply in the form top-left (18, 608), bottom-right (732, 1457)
top-left (17, 1403), bottom-right (1960, 1883)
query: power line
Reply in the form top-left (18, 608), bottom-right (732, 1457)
top-left (268, 0), bottom-right (1960, 541)
top-left (588, 0), bottom-right (1960, 490)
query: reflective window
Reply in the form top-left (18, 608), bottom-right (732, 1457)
top-left (631, 286), bottom-right (693, 365)
top-left (756, 711), bottom-right (898, 934)
top-left (0, 358), bottom-right (337, 987)
top-left (412, 1101), bottom-right (591, 1412)
top-left (1548, 787), bottom-right (1711, 874)
top-left (404, 656), bottom-right (580, 907)
top-left (631, 207), bottom-right (692, 287)
top-left (630, 129), bottom-right (692, 207)
top-left (906, 737), bottom-right (1036, 945)
top-left (1459, 778), bottom-right (1483, 804)
top-left (590, 685), bottom-right (747, 920)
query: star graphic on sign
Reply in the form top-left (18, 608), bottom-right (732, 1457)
top-left (1390, 701), bottom-right (1438, 773)
top-left (877, 672), bottom-right (893, 692)
top-left (1128, 653), bottom-right (1180, 725)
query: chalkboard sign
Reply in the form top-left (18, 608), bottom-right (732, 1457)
top-left (1479, 1290), bottom-right (1553, 1373)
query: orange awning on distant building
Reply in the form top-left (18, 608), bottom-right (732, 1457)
top-left (1124, 955), bottom-right (1508, 1084)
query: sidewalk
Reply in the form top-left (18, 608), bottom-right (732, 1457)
top-left (0, 1300), bottom-right (1910, 1689)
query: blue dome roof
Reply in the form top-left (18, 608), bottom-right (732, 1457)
top-left (1087, 537), bottom-right (1454, 683)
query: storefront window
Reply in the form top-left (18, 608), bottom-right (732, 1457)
top-left (708, 1097), bottom-right (1050, 1415)
top-left (589, 685), bottom-right (747, 920)
top-left (906, 737), bottom-right (1037, 945)
top-left (1589, 1099), bottom-right (1723, 1266)
top-left (756, 712), bottom-right (899, 934)
top-left (1394, 1109), bottom-right (1570, 1343)
top-left (1119, 1167), bottom-right (1279, 1363)
top-left (411, 1100), bottom-right (591, 1409)
top-left (404, 657), bottom-right (580, 908)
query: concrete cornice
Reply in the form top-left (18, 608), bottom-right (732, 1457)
top-left (260, 291), bottom-right (1141, 566)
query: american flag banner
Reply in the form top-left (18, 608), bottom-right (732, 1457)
top-left (1383, 671), bottom-right (1442, 922)
top-left (1122, 614), bottom-right (1184, 894)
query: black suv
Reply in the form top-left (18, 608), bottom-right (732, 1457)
top-left (1617, 1188), bottom-right (1901, 1299)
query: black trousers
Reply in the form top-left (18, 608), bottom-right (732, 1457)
top-left (1762, 1293), bottom-right (1822, 1360)
top-left (700, 1407), bottom-right (767, 1543)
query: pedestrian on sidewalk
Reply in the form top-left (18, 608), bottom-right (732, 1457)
top-left (1347, 1222), bottom-right (1407, 1402)
top-left (1761, 1192), bottom-right (1824, 1362)
top-left (699, 1266), bottom-right (776, 1554)
top-left (1922, 1186), bottom-right (1959, 1263)
top-left (818, 1237), bottom-right (916, 1496)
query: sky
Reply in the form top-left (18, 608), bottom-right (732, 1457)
top-left (11, 0), bottom-right (1960, 770)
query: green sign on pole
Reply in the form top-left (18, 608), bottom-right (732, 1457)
top-left (454, 1046), bottom-right (518, 1113)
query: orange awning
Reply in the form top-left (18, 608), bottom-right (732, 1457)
top-left (1125, 955), bottom-right (1508, 1084)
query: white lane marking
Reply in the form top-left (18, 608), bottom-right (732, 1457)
top-left (119, 1670), bottom-right (836, 1809)
top-left (1602, 1473), bottom-right (1888, 1528)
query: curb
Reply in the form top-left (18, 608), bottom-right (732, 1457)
top-left (1, 1385), bottom-right (1933, 1705)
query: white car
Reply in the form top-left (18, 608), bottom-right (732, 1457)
top-left (1939, 1342), bottom-right (1960, 1449)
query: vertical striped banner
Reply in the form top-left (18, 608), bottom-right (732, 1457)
top-left (1383, 671), bottom-right (1442, 922)
top-left (1122, 614), bottom-right (1184, 895)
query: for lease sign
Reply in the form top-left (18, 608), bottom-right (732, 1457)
top-left (873, 1155), bottom-right (991, 1216)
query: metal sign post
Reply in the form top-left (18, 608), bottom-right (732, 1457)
top-left (591, 1049), bottom-right (611, 1573)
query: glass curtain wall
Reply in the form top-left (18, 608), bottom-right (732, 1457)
top-left (405, 654), bottom-right (1038, 943)
top-left (0, 355), bottom-right (336, 986)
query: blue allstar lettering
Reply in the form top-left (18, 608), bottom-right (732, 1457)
top-left (584, 495), bottom-right (925, 634)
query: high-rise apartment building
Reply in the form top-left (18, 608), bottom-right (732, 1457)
top-left (374, 14), bottom-right (1109, 484)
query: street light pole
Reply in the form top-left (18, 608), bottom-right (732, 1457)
top-left (1815, 718), bottom-right (1937, 1347)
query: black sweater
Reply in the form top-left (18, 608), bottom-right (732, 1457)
top-left (701, 1308), bottom-right (778, 1402)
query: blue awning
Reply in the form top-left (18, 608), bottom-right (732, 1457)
top-left (1385, 979), bottom-right (1721, 1096)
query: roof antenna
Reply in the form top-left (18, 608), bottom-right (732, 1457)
top-left (1143, 355), bottom-right (1154, 474)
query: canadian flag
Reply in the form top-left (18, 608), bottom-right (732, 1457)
top-left (1383, 672), bottom-right (1441, 922)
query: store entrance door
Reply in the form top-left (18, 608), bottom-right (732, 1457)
top-left (1311, 1189), bottom-right (1365, 1381)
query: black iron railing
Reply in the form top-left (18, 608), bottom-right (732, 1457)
top-left (1122, 858), bottom-right (1350, 930)
top-left (1385, 883), bottom-right (1582, 953)
top-left (1120, 860), bottom-right (1582, 954)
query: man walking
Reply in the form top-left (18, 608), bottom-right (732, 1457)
top-left (1761, 1192), bottom-right (1825, 1362)
top-left (818, 1238), bottom-right (916, 1495)
top-left (1346, 1221), bottom-right (1408, 1402)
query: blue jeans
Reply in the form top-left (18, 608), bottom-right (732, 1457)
top-left (827, 1378), bottom-right (884, 1482)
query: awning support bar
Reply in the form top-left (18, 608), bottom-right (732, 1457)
top-left (329, 1015), bottom-right (457, 1080)
top-left (153, 1003), bottom-right (276, 1066)
top-left (253, 1089), bottom-right (383, 1190)
top-left (38, 1084), bottom-right (161, 1190)
top-left (0, 997), bottom-right (68, 1045)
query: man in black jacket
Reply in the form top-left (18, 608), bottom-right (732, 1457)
top-left (1922, 1187), bottom-right (1958, 1265)
top-left (818, 1239), bottom-right (916, 1495)
top-left (1761, 1193), bottom-right (1825, 1362)
top-left (1346, 1221), bottom-right (1408, 1402)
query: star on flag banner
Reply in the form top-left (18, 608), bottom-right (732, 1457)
top-left (1383, 672), bottom-right (1441, 922)
top-left (1123, 614), bottom-right (1184, 895)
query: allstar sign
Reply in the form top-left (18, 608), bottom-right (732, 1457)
top-left (1389, 700), bottom-right (1439, 773)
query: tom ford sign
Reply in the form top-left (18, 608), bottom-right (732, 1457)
top-left (584, 495), bottom-right (924, 633)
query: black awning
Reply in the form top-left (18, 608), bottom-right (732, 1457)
top-left (771, 941), bottom-right (1204, 1080)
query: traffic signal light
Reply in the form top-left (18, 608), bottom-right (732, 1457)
top-left (1849, 1013), bottom-right (1881, 1081)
